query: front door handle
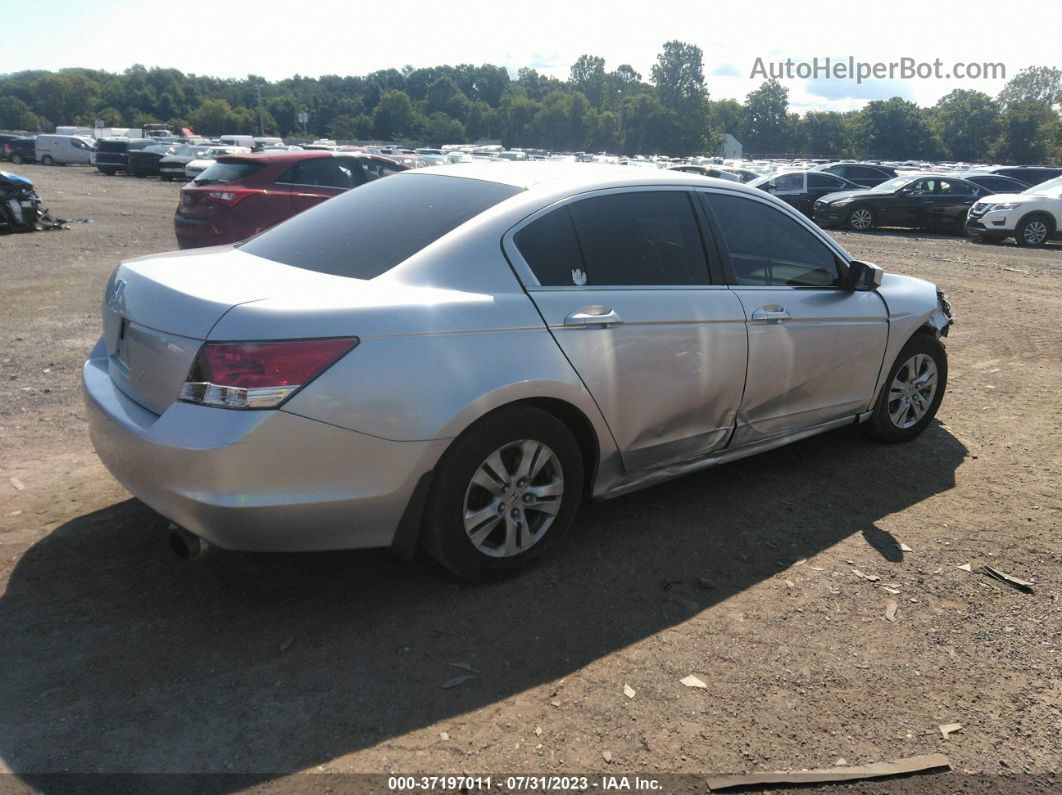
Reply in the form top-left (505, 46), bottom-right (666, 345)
top-left (564, 306), bottom-right (623, 328)
top-left (750, 305), bottom-right (791, 323)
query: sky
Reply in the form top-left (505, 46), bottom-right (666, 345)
top-left (2, 0), bottom-right (1059, 113)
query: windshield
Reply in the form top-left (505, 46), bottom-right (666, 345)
top-left (872, 176), bottom-right (914, 192)
top-left (1023, 176), bottom-right (1062, 196)
top-left (240, 174), bottom-right (522, 279)
top-left (173, 145), bottom-right (205, 157)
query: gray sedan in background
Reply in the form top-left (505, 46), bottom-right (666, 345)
top-left (83, 164), bottom-right (953, 579)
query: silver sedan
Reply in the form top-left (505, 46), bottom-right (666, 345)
top-left (83, 163), bottom-right (953, 579)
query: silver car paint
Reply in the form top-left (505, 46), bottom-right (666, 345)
top-left (83, 164), bottom-right (949, 552)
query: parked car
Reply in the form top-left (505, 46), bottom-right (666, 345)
top-left (749, 170), bottom-right (862, 217)
top-left (814, 162), bottom-right (898, 187)
top-left (813, 174), bottom-right (990, 233)
top-left (128, 144), bottom-right (177, 178)
top-left (86, 164), bottom-right (952, 579)
top-left (0, 170), bottom-right (42, 232)
top-left (966, 165), bottom-right (1062, 186)
top-left (35, 134), bottom-right (95, 166)
top-left (173, 150), bottom-right (407, 248)
top-left (953, 173), bottom-right (1031, 194)
top-left (158, 144), bottom-right (213, 181)
top-left (183, 146), bottom-right (252, 180)
top-left (965, 176), bottom-right (1062, 247)
top-left (668, 164), bottom-right (741, 181)
top-left (1, 136), bottom-right (36, 165)
top-left (95, 138), bottom-right (158, 175)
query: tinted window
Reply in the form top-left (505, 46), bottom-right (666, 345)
top-left (193, 161), bottom-right (264, 185)
top-left (808, 173), bottom-right (845, 189)
top-left (566, 192), bottom-right (710, 286)
top-left (361, 159), bottom-right (404, 181)
top-left (514, 207), bottom-right (583, 286)
top-left (278, 157), bottom-right (356, 188)
top-left (938, 179), bottom-right (978, 197)
top-left (773, 173), bottom-right (803, 191)
top-left (240, 174), bottom-right (521, 280)
top-left (908, 178), bottom-right (936, 195)
top-left (97, 140), bottom-right (127, 153)
top-left (846, 165), bottom-right (885, 178)
top-left (705, 194), bottom-right (840, 287)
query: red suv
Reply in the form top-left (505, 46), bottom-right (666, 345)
top-left (174, 150), bottom-right (407, 249)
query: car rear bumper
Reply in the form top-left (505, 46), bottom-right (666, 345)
top-left (173, 212), bottom-right (244, 249)
top-left (83, 339), bottom-right (445, 551)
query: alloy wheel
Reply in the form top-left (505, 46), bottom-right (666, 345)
top-left (849, 208), bottom-right (873, 230)
top-left (887, 353), bottom-right (938, 429)
top-left (1023, 220), bottom-right (1048, 246)
top-left (463, 439), bottom-right (564, 558)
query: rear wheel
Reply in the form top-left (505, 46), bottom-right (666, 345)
top-left (421, 406), bottom-right (584, 581)
top-left (1015, 215), bottom-right (1053, 248)
top-left (9, 153), bottom-right (24, 165)
top-left (846, 205), bottom-right (875, 232)
top-left (40, 155), bottom-right (54, 166)
top-left (863, 334), bottom-right (947, 443)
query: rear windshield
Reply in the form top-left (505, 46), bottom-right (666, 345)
top-left (240, 174), bottom-right (522, 280)
top-left (193, 161), bottom-right (264, 185)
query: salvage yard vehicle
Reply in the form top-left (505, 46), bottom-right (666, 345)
top-left (85, 163), bottom-right (953, 579)
top-left (173, 150), bottom-right (407, 248)
top-left (668, 164), bottom-right (742, 182)
top-left (954, 173), bottom-right (1031, 194)
top-left (1, 136), bottom-right (36, 164)
top-left (965, 176), bottom-right (1062, 247)
top-left (814, 162), bottom-right (897, 187)
top-left (95, 138), bottom-right (159, 175)
top-left (35, 134), bottom-right (95, 166)
top-left (183, 145), bottom-right (251, 180)
top-left (127, 143), bottom-right (177, 178)
top-left (749, 170), bottom-right (861, 217)
top-left (814, 174), bottom-right (991, 233)
top-left (0, 170), bottom-right (42, 232)
top-left (158, 144), bottom-right (211, 181)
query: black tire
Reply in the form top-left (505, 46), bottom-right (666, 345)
top-left (846, 205), bottom-right (875, 232)
top-left (9, 153), bottom-right (24, 165)
top-left (99, 168), bottom-right (116, 176)
top-left (421, 405), bottom-right (584, 581)
top-left (972, 232), bottom-right (1006, 244)
top-left (1015, 214), bottom-right (1053, 248)
top-left (40, 155), bottom-right (54, 166)
top-left (863, 333), bottom-right (948, 443)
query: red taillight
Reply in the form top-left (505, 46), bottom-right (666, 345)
top-left (205, 188), bottom-right (256, 206)
top-left (181, 338), bottom-right (358, 409)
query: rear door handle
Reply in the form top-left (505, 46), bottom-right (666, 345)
top-left (750, 305), bottom-right (791, 323)
top-left (563, 306), bottom-right (623, 328)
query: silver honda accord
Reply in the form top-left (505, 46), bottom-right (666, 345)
top-left (83, 163), bottom-right (953, 579)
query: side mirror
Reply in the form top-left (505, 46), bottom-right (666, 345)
top-left (845, 260), bottom-right (884, 292)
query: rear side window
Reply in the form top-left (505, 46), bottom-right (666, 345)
top-left (705, 194), bottom-right (840, 287)
top-left (514, 207), bottom-right (583, 286)
top-left (97, 141), bottom-right (127, 153)
top-left (553, 191), bottom-right (710, 286)
top-left (938, 179), bottom-right (978, 196)
top-left (808, 173), bottom-right (845, 189)
top-left (240, 174), bottom-right (522, 279)
top-left (194, 161), bottom-right (264, 185)
top-left (361, 159), bottom-right (405, 181)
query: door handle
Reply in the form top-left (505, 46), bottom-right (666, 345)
top-left (750, 305), bottom-right (790, 323)
top-left (564, 306), bottom-right (623, 328)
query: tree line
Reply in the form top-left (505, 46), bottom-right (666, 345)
top-left (1, 46), bottom-right (1059, 164)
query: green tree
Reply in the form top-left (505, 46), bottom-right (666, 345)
top-left (425, 76), bottom-right (470, 121)
top-left (650, 40), bottom-right (709, 153)
top-left (994, 100), bottom-right (1058, 163)
top-left (188, 98), bottom-right (237, 136)
top-left (743, 79), bottom-right (789, 154)
top-left (801, 110), bottom-right (850, 157)
top-left (998, 66), bottom-right (1062, 111)
top-left (421, 112), bottom-right (465, 145)
top-left (853, 98), bottom-right (939, 159)
top-left (930, 90), bottom-right (1001, 161)
top-left (372, 90), bottom-right (415, 139)
top-left (570, 54), bottom-right (607, 108)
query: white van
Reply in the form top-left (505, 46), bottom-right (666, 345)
top-left (35, 134), bottom-right (96, 165)
top-left (218, 134), bottom-right (254, 149)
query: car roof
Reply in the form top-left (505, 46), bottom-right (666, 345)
top-left (409, 161), bottom-right (768, 196)
top-left (218, 150), bottom-right (398, 165)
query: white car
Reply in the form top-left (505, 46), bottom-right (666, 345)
top-left (965, 176), bottom-right (1062, 247)
top-left (184, 146), bottom-right (251, 180)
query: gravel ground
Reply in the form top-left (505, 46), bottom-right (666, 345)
top-left (0, 164), bottom-right (1059, 793)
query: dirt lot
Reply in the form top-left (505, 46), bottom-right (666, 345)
top-left (0, 165), bottom-right (1060, 792)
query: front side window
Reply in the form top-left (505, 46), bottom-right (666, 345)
top-left (704, 193), bottom-right (841, 287)
top-left (772, 173), bottom-right (804, 192)
top-left (566, 192), bottom-right (711, 286)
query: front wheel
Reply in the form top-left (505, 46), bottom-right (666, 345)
top-left (1015, 215), bottom-right (1052, 248)
top-left (863, 334), bottom-right (947, 443)
top-left (846, 205), bottom-right (875, 232)
top-left (421, 406), bottom-right (584, 581)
